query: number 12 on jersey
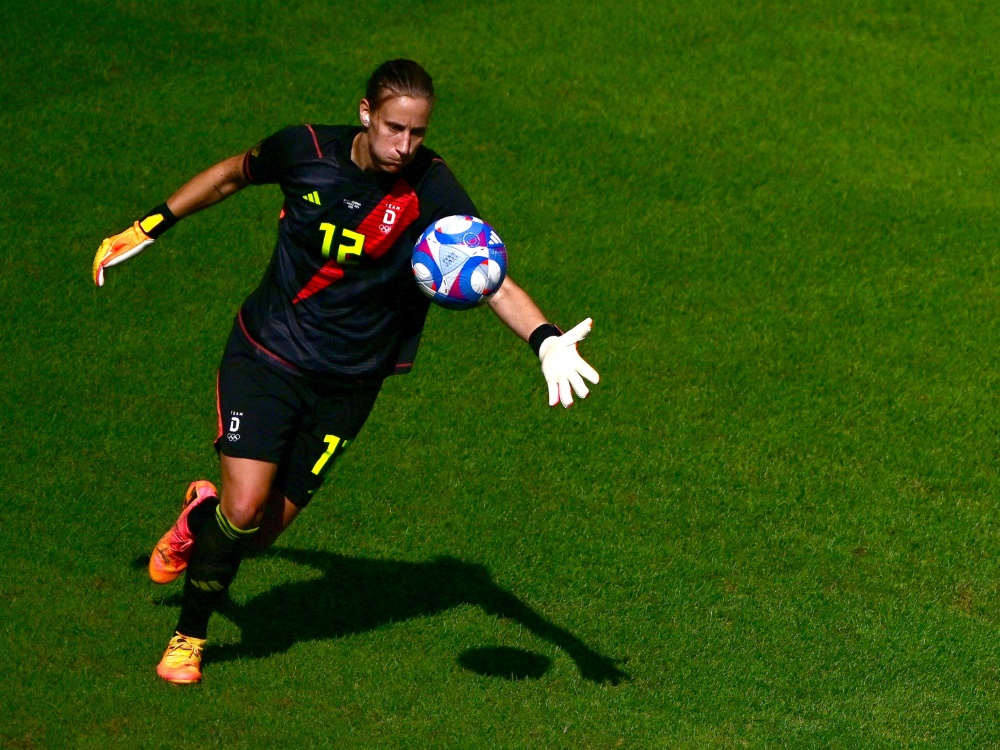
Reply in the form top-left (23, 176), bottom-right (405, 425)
top-left (319, 222), bottom-right (365, 263)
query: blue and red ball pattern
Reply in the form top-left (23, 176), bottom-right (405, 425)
top-left (412, 216), bottom-right (508, 309)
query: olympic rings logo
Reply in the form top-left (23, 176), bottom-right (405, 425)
top-left (227, 433), bottom-right (241, 442)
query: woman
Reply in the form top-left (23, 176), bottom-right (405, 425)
top-left (93, 60), bottom-right (599, 684)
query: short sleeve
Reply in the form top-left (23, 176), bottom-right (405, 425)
top-left (242, 125), bottom-right (318, 185)
top-left (418, 160), bottom-right (480, 224)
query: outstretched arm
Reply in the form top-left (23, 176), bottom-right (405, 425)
top-left (479, 585), bottom-right (628, 684)
top-left (486, 275), bottom-right (548, 341)
top-left (163, 153), bottom-right (249, 218)
top-left (93, 154), bottom-right (249, 286)
top-left (488, 276), bottom-right (600, 408)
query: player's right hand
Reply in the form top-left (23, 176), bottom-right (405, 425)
top-left (93, 222), bottom-right (154, 287)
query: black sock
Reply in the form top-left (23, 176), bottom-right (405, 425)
top-left (176, 505), bottom-right (257, 639)
top-left (187, 496), bottom-right (219, 536)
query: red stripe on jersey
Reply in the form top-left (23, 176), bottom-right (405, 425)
top-left (355, 179), bottom-right (421, 259)
top-left (305, 124), bottom-right (323, 158)
top-left (293, 261), bottom-right (345, 303)
top-left (242, 151), bottom-right (256, 183)
top-left (237, 309), bottom-right (300, 371)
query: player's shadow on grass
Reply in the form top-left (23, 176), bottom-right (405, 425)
top-left (196, 548), bottom-right (627, 684)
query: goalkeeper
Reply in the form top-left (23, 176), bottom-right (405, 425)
top-left (94, 59), bottom-right (599, 685)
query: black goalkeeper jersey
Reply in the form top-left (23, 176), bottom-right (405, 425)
top-left (238, 124), bottom-right (478, 380)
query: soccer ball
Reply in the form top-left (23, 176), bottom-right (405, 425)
top-left (412, 215), bottom-right (507, 309)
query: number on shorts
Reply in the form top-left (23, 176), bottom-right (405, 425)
top-left (311, 434), bottom-right (350, 475)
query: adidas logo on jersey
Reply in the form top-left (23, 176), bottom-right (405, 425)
top-left (303, 191), bottom-right (321, 205)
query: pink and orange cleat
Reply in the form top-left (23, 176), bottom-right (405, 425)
top-left (157, 632), bottom-right (206, 684)
top-left (148, 480), bottom-right (218, 584)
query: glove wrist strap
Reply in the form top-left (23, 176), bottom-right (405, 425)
top-left (529, 323), bottom-right (562, 358)
top-left (138, 203), bottom-right (179, 239)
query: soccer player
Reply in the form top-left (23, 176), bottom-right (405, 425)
top-left (93, 60), bottom-right (599, 684)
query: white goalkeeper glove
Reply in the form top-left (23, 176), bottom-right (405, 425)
top-left (537, 318), bottom-right (600, 408)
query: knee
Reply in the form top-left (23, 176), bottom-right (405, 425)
top-left (220, 488), bottom-right (269, 530)
top-left (219, 455), bottom-right (279, 530)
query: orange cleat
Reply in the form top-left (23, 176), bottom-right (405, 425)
top-left (157, 632), bottom-right (206, 684)
top-left (149, 480), bottom-right (218, 584)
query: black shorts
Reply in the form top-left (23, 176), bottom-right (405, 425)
top-left (215, 322), bottom-right (383, 507)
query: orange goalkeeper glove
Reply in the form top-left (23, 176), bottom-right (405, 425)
top-left (93, 222), bottom-right (153, 287)
top-left (93, 203), bottom-right (177, 287)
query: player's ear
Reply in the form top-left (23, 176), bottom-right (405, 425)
top-left (359, 99), bottom-right (372, 128)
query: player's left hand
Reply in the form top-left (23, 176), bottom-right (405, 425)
top-left (92, 222), bottom-right (154, 287)
top-left (538, 318), bottom-right (600, 408)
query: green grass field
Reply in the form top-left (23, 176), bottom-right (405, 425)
top-left (4, 0), bottom-right (1000, 746)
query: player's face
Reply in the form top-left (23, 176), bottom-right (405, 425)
top-left (361, 95), bottom-right (433, 173)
